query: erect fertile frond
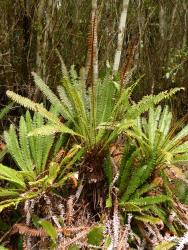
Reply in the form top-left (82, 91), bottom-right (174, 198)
top-left (85, 3), bottom-right (98, 87)
top-left (120, 34), bottom-right (139, 86)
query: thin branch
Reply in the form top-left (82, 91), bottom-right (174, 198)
top-left (113, 0), bottom-right (130, 74)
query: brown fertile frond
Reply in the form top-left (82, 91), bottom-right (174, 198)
top-left (120, 34), bottom-right (139, 86)
top-left (85, 6), bottom-right (98, 88)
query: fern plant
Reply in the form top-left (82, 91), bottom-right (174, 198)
top-left (0, 111), bottom-right (81, 212)
top-left (6, 61), bottom-right (183, 183)
top-left (104, 144), bottom-right (178, 237)
top-left (132, 105), bottom-right (188, 165)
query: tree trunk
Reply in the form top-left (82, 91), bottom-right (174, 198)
top-left (113, 0), bottom-right (129, 74)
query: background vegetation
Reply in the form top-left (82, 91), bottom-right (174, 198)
top-left (0, 0), bottom-right (188, 114)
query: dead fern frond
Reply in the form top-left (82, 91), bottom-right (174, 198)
top-left (11, 223), bottom-right (90, 238)
top-left (11, 224), bottom-right (46, 237)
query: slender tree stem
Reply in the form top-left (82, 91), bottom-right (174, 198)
top-left (113, 0), bottom-right (129, 74)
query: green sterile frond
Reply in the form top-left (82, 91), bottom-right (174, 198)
top-left (28, 124), bottom-right (65, 136)
top-left (135, 214), bottom-right (162, 224)
top-left (32, 72), bottom-right (70, 119)
top-left (123, 202), bottom-right (142, 212)
top-left (61, 147), bottom-right (84, 172)
top-left (7, 90), bottom-right (40, 112)
top-left (19, 116), bottom-right (33, 171)
top-left (0, 197), bottom-right (24, 213)
top-left (70, 65), bottom-right (78, 78)
top-left (60, 144), bottom-right (82, 167)
top-left (112, 78), bottom-right (142, 119)
top-left (154, 242), bottom-right (176, 250)
top-left (132, 182), bottom-right (159, 199)
top-left (28, 123), bottom-right (80, 137)
top-left (127, 88), bottom-right (183, 119)
top-left (120, 164), bottom-right (148, 203)
top-left (166, 124), bottom-right (188, 152)
top-left (32, 112), bottom-right (44, 173)
top-left (25, 111), bottom-right (39, 172)
top-left (128, 195), bottom-right (171, 206)
top-left (118, 144), bottom-right (135, 183)
top-left (61, 73), bottom-right (86, 119)
top-left (158, 106), bottom-right (170, 132)
top-left (118, 146), bottom-right (138, 194)
top-left (161, 111), bottom-right (172, 138)
top-left (165, 121), bottom-right (188, 160)
top-left (0, 188), bottom-right (21, 197)
top-left (112, 87), bottom-right (131, 118)
top-left (0, 164), bottom-right (26, 188)
top-left (148, 107), bottom-right (155, 147)
top-left (171, 141), bottom-right (188, 154)
top-left (6, 91), bottom-right (61, 127)
top-left (172, 153), bottom-right (188, 163)
top-left (61, 76), bottom-right (89, 137)
top-left (120, 151), bottom-right (156, 203)
top-left (139, 151), bottom-right (157, 183)
top-left (151, 106), bottom-right (164, 146)
top-left (116, 119), bottom-right (136, 132)
top-left (53, 172), bottom-right (76, 188)
top-left (96, 78), bottom-right (117, 125)
top-left (57, 85), bottom-right (73, 113)
top-left (19, 171), bottom-right (36, 182)
top-left (4, 126), bottom-right (26, 171)
top-left (47, 162), bottom-right (60, 185)
top-left (131, 104), bottom-right (188, 166)
top-left (157, 109), bottom-right (172, 148)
